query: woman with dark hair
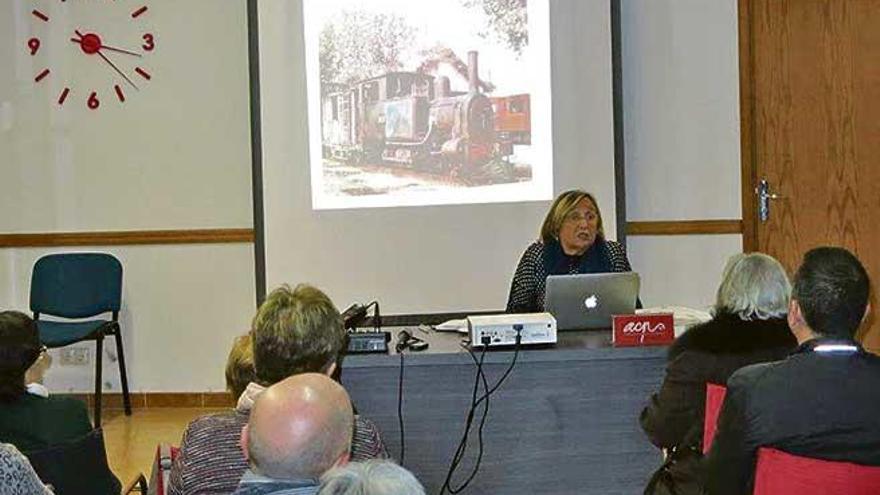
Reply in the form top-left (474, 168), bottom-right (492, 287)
top-left (506, 189), bottom-right (634, 313)
top-left (639, 253), bottom-right (797, 495)
top-left (0, 311), bottom-right (91, 452)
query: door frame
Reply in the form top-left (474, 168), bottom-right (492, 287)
top-left (738, 0), bottom-right (759, 253)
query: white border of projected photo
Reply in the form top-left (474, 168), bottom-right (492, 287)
top-left (304, 0), bottom-right (553, 210)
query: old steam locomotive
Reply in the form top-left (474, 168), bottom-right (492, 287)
top-left (321, 51), bottom-right (514, 173)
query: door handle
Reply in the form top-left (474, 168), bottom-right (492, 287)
top-left (755, 178), bottom-right (782, 223)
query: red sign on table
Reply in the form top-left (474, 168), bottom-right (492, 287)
top-left (612, 313), bottom-right (675, 347)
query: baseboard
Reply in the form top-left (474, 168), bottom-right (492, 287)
top-left (59, 392), bottom-right (235, 409)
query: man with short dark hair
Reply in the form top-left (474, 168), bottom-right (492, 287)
top-left (705, 247), bottom-right (880, 494)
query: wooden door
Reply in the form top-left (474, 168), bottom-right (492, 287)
top-left (740, 0), bottom-right (880, 352)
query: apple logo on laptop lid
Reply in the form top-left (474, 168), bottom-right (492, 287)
top-left (584, 294), bottom-right (599, 311)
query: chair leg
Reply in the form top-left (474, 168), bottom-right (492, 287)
top-left (94, 336), bottom-right (104, 427)
top-left (113, 324), bottom-right (132, 416)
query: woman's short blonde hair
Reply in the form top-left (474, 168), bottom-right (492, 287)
top-left (225, 333), bottom-right (256, 399)
top-left (715, 252), bottom-right (791, 321)
top-left (539, 190), bottom-right (604, 243)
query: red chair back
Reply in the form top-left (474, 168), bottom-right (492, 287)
top-left (702, 383), bottom-right (727, 453)
top-left (148, 443), bottom-right (179, 495)
top-left (753, 447), bottom-right (880, 495)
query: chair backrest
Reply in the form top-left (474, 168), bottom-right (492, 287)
top-left (702, 382), bottom-right (727, 454)
top-left (24, 428), bottom-right (122, 495)
top-left (30, 253), bottom-right (122, 318)
top-left (753, 447), bottom-right (880, 495)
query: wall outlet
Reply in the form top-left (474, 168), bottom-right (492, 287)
top-left (59, 347), bottom-right (90, 366)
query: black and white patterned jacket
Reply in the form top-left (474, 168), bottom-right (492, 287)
top-left (505, 239), bottom-right (633, 313)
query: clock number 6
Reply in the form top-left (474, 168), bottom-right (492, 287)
top-left (87, 92), bottom-right (100, 110)
top-left (142, 33), bottom-right (155, 52)
top-left (28, 38), bottom-right (40, 55)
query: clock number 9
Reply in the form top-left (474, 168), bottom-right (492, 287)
top-left (142, 33), bottom-right (155, 52)
top-left (87, 92), bottom-right (100, 110)
top-left (28, 38), bottom-right (40, 56)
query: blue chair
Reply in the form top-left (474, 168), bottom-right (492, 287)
top-left (30, 253), bottom-right (132, 426)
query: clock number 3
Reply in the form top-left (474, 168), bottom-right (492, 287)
top-left (88, 92), bottom-right (100, 110)
top-left (28, 38), bottom-right (41, 55)
top-left (142, 33), bottom-right (155, 52)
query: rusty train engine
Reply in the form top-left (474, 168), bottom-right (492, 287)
top-left (321, 51), bottom-right (514, 173)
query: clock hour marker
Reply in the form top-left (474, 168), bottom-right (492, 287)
top-left (135, 67), bottom-right (152, 81)
top-left (132, 6), bottom-right (148, 19)
top-left (28, 38), bottom-right (41, 55)
top-left (35, 69), bottom-right (50, 82)
top-left (32, 10), bottom-right (49, 22)
top-left (115, 85), bottom-right (126, 102)
top-left (58, 88), bottom-right (70, 106)
top-left (87, 92), bottom-right (100, 110)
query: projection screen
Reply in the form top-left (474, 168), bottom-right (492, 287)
top-left (256, 0), bottom-right (619, 315)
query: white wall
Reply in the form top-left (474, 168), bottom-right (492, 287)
top-left (0, 0), bottom-right (256, 392)
top-left (4, 246), bottom-right (255, 393)
top-left (1, 0), bottom-right (746, 392)
top-left (621, 0), bottom-right (743, 310)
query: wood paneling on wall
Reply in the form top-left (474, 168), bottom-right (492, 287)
top-left (0, 229), bottom-right (254, 248)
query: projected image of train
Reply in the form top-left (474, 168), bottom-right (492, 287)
top-left (320, 51), bottom-right (530, 178)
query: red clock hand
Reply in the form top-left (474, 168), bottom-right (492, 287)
top-left (71, 38), bottom-right (142, 57)
top-left (97, 51), bottom-right (139, 90)
top-left (71, 31), bottom-right (139, 90)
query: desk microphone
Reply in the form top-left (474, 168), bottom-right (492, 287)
top-left (396, 330), bottom-right (428, 352)
top-left (396, 330), bottom-right (412, 353)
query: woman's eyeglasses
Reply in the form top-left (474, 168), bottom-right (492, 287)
top-left (564, 211), bottom-right (597, 224)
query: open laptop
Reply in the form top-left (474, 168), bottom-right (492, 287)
top-left (544, 272), bottom-right (640, 330)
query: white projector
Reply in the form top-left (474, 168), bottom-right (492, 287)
top-left (467, 313), bottom-right (557, 347)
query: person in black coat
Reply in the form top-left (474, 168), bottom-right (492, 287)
top-left (640, 253), bottom-right (797, 495)
top-left (705, 247), bottom-right (880, 495)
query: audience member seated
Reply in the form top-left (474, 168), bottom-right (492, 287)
top-left (506, 189), bottom-right (634, 313)
top-left (639, 253), bottom-right (796, 495)
top-left (226, 333), bottom-right (261, 410)
top-left (0, 311), bottom-right (92, 452)
top-left (24, 338), bottom-right (52, 398)
top-left (234, 373), bottom-right (353, 495)
top-left (0, 443), bottom-right (52, 495)
top-left (169, 284), bottom-right (387, 495)
top-left (318, 460), bottom-right (425, 495)
top-left (705, 247), bottom-right (880, 495)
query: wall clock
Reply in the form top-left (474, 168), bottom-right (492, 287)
top-left (27, 1), bottom-right (155, 110)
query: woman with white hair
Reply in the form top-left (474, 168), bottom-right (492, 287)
top-left (639, 253), bottom-right (797, 495)
top-left (318, 460), bottom-right (425, 495)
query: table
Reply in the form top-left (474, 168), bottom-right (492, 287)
top-left (341, 328), bottom-right (667, 494)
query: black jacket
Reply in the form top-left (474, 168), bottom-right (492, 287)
top-left (705, 338), bottom-right (880, 495)
top-left (640, 314), bottom-right (796, 494)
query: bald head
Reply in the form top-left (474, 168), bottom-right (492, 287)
top-left (244, 373), bottom-right (354, 480)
